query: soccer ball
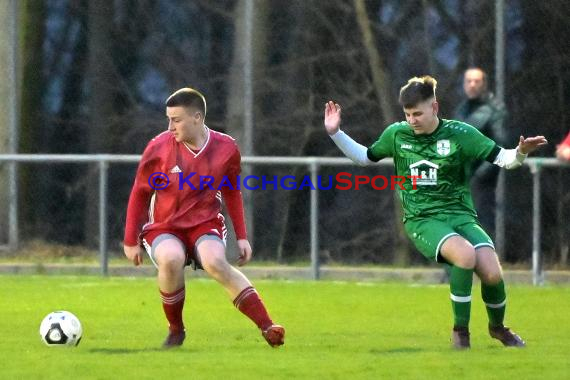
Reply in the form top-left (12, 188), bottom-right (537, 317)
top-left (39, 311), bottom-right (82, 347)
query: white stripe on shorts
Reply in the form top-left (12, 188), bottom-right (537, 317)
top-left (141, 238), bottom-right (158, 268)
top-left (474, 242), bottom-right (495, 250)
top-left (435, 232), bottom-right (459, 262)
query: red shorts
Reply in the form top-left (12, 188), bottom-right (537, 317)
top-left (141, 217), bottom-right (227, 268)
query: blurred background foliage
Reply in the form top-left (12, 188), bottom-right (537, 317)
top-left (1, 0), bottom-right (569, 266)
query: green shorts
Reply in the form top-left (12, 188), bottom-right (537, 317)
top-left (403, 213), bottom-right (494, 263)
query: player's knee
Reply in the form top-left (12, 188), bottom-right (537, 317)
top-left (158, 254), bottom-right (185, 272)
top-left (155, 246), bottom-right (185, 272)
top-left (197, 241), bottom-right (229, 276)
top-left (201, 254), bottom-right (230, 276)
top-left (441, 237), bottom-right (477, 269)
top-left (481, 270), bottom-right (502, 285)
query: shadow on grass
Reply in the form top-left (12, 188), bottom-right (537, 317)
top-left (369, 347), bottom-right (424, 354)
top-left (89, 347), bottom-right (196, 354)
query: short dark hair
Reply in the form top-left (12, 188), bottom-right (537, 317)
top-left (398, 76), bottom-right (437, 108)
top-left (166, 87), bottom-right (207, 117)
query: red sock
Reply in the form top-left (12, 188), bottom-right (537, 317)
top-left (160, 287), bottom-right (185, 333)
top-left (233, 286), bottom-right (273, 331)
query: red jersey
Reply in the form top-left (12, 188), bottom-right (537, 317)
top-left (124, 127), bottom-right (247, 246)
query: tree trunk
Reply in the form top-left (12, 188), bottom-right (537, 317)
top-left (353, 0), bottom-right (395, 124)
top-left (84, 0), bottom-right (115, 247)
top-left (18, 0), bottom-right (46, 244)
top-left (353, 0), bottom-right (409, 265)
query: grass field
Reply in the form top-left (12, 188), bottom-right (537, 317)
top-left (1, 275), bottom-right (569, 379)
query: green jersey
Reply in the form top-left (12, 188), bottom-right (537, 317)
top-left (367, 118), bottom-right (501, 220)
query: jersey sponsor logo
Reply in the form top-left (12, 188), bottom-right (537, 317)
top-left (436, 139), bottom-right (450, 156)
top-left (401, 143), bottom-right (413, 150)
top-left (170, 165), bottom-right (182, 173)
top-left (409, 160), bottom-right (439, 186)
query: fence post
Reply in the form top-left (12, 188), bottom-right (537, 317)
top-left (310, 160), bottom-right (320, 280)
top-left (7, 0), bottom-right (19, 251)
top-left (8, 162), bottom-right (18, 250)
top-left (99, 160), bottom-right (109, 276)
top-left (494, 0), bottom-right (506, 259)
top-left (529, 161), bottom-right (543, 285)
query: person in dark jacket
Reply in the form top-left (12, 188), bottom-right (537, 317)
top-left (454, 68), bottom-right (507, 238)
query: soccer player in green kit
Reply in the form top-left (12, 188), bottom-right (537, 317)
top-left (324, 76), bottom-right (547, 349)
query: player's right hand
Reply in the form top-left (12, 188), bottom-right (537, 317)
top-left (324, 101), bottom-right (342, 135)
top-left (123, 244), bottom-right (143, 266)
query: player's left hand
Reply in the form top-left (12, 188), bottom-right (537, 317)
top-left (236, 239), bottom-right (252, 266)
top-left (518, 135), bottom-right (548, 155)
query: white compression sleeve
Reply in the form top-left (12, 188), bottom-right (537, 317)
top-left (329, 130), bottom-right (375, 166)
top-left (492, 147), bottom-right (528, 169)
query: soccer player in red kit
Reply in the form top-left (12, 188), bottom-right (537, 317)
top-left (123, 87), bottom-right (285, 348)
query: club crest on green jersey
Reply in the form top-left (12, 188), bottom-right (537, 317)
top-left (436, 139), bottom-right (451, 156)
top-left (409, 160), bottom-right (439, 186)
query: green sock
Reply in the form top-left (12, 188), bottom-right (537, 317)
top-left (482, 279), bottom-right (506, 327)
top-left (449, 265), bottom-right (473, 328)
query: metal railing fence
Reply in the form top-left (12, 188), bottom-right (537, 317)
top-left (0, 154), bottom-right (568, 284)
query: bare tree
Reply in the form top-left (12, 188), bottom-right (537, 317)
top-left (17, 0), bottom-right (569, 267)
top-left (353, 0), bottom-right (395, 123)
top-left (17, 0), bottom-right (47, 245)
top-left (84, 0), bottom-right (115, 247)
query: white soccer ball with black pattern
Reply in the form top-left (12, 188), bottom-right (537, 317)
top-left (39, 311), bottom-right (82, 347)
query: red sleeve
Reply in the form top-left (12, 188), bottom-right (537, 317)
top-left (561, 132), bottom-right (570, 147)
top-left (123, 143), bottom-right (160, 246)
top-left (221, 148), bottom-right (247, 240)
